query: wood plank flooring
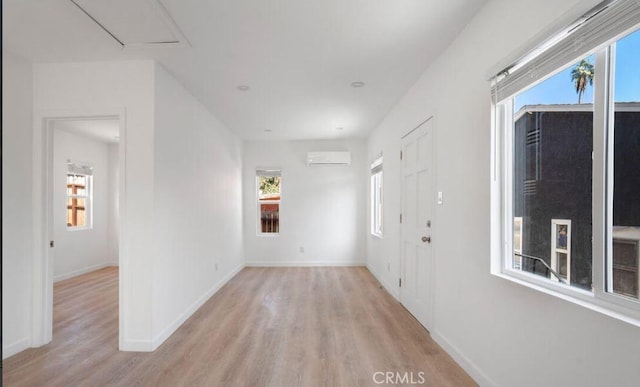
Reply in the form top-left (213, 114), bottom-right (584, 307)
top-left (3, 266), bottom-right (476, 387)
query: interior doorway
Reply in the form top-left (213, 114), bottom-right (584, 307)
top-left (52, 118), bottom-right (120, 283)
top-left (33, 111), bottom-right (125, 348)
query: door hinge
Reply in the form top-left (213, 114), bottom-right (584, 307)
top-left (400, 150), bottom-right (403, 160)
top-left (49, 240), bottom-right (55, 248)
top-left (399, 278), bottom-right (402, 287)
top-left (400, 213), bottom-right (402, 223)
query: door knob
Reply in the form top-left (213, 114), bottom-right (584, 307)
top-left (421, 236), bottom-right (431, 243)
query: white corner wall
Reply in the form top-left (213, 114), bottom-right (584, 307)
top-left (2, 51), bottom-right (34, 359)
top-left (52, 127), bottom-right (117, 281)
top-left (366, 0), bottom-right (640, 386)
top-left (151, 64), bottom-right (244, 347)
top-left (243, 140), bottom-right (367, 266)
top-left (34, 60), bottom-right (156, 349)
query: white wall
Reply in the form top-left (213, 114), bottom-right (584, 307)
top-left (151, 64), bottom-right (244, 347)
top-left (2, 51), bottom-right (34, 358)
top-left (243, 140), bottom-right (367, 266)
top-left (52, 127), bottom-right (117, 281)
top-left (366, 0), bottom-right (640, 386)
top-left (34, 60), bottom-right (156, 348)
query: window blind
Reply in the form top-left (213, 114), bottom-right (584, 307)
top-left (370, 155), bottom-right (383, 174)
top-left (67, 161), bottom-right (93, 176)
top-left (256, 168), bottom-right (281, 177)
top-left (492, 0), bottom-right (640, 102)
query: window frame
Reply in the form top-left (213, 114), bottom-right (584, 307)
top-left (256, 169), bottom-right (281, 237)
top-left (66, 172), bottom-right (92, 231)
top-left (491, 23), bottom-right (640, 326)
top-left (370, 155), bottom-right (384, 238)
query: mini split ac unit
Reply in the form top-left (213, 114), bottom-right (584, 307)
top-left (306, 151), bottom-right (351, 166)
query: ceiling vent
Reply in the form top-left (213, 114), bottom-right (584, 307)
top-left (307, 152), bottom-right (352, 167)
top-left (70, 0), bottom-right (189, 48)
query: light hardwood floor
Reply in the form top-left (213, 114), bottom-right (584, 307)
top-left (3, 266), bottom-right (476, 387)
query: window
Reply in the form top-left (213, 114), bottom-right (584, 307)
top-left (370, 155), bottom-right (383, 237)
top-left (491, 0), bottom-right (640, 324)
top-left (513, 217), bottom-right (523, 270)
top-left (257, 169), bottom-right (281, 235)
top-left (66, 162), bottom-right (93, 229)
top-left (550, 219), bottom-right (571, 283)
top-left (509, 55), bottom-right (594, 291)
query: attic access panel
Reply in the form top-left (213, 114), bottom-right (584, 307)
top-left (70, 0), bottom-right (188, 47)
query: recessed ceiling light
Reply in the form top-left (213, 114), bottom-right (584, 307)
top-left (264, 129), bottom-right (272, 132)
top-left (237, 85), bottom-right (250, 91)
top-left (350, 81), bottom-right (365, 88)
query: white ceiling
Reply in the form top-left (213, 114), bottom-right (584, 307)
top-left (3, 0), bottom-right (488, 140)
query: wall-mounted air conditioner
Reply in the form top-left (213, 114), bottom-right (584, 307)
top-left (306, 151), bottom-right (351, 167)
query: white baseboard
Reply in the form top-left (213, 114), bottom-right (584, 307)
top-left (54, 262), bottom-right (119, 282)
top-left (149, 264), bottom-right (244, 351)
top-left (2, 337), bottom-right (30, 359)
top-left (431, 331), bottom-right (496, 387)
top-left (366, 265), bottom-right (491, 386)
top-left (366, 264), bottom-right (400, 300)
top-left (245, 260), bottom-right (366, 267)
top-left (119, 339), bottom-right (154, 352)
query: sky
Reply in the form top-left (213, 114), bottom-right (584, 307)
top-left (515, 28), bottom-right (640, 111)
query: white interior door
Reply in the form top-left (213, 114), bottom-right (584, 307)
top-left (400, 117), bottom-right (434, 330)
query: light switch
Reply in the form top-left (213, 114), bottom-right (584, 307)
top-left (437, 191), bottom-right (443, 205)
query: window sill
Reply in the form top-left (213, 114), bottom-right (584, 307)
top-left (492, 270), bottom-right (640, 328)
top-left (257, 233), bottom-right (280, 237)
top-left (66, 227), bottom-right (92, 232)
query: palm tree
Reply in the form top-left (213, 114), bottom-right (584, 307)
top-left (571, 59), bottom-right (594, 104)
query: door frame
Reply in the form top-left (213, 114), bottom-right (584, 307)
top-left (31, 108), bottom-right (127, 347)
top-left (399, 115), bottom-right (437, 330)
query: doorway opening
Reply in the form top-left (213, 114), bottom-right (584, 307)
top-left (34, 112), bottom-right (125, 349)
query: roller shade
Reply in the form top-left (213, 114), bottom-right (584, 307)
top-left (67, 160), bottom-right (93, 176)
top-left (256, 168), bottom-right (281, 177)
top-left (492, 0), bottom-right (640, 102)
top-left (370, 155), bottom-right (383, 174)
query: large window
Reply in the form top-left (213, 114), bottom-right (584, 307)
top-left (492, 0), bottom-right (640, 324)
top-left (257, 169), bottom-right (281, 235)
top-left (66, 162), bottom-right (93, 230)
top-left (370, 155), bottom-right (383, 237)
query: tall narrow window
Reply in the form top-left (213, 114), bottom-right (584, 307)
top-left (66, 162), bottom-right (93, 229)
top-left (513, 217), bottom-right (523, 270)
top-left (511, 55), bottom-right (594, 290)
top-left (370, 155), bottom-right (383, 237)
top-left (257, 169), bottom-right (281, 235)
top-left (551, 219), bottom-right (572, 283)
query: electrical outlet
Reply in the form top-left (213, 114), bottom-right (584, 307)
top-left (300, 246), bottom-right (304, 253)
top-left (387, 263), bottom-right (390, 272)
top-left (437, 191), bottom-right (443, 205)
top-left (214, 263), bottom-right (218, 272)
